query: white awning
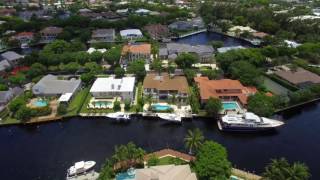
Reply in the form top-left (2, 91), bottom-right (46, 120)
top-left (58, 93), bottom-right (73, 102)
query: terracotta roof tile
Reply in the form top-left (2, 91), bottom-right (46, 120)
top-left (122, 43), bottom-right (151, 55)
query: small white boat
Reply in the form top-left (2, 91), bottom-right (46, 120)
top-left (106, 112), bottom-right (130, 121)
top-left (20, 43), bottom-right (29, 49)
top-left (67, 161), bottom-right (96, 177)
top-left (158, 113), bottom-right (182, 123)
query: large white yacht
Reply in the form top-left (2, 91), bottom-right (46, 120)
top-left (157, 113), bottom-right (182, 123)
top-left (106, 112), bottom-right (130, 121)
top-left (67, 161), bottom-right (96, 177)
top-left (218, 112), bottom-right (284, 132)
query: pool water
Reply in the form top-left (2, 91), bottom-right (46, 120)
top-left (94, 101), bottom-right (112, 106)
top-left (222, 102), bottom-right (239, 110)
top-left (116, 169), bottom-right (135, 180)
top-left (33, 99), bottom-right (48, 107)
top-left (152, 104), bottom-right (171, 111)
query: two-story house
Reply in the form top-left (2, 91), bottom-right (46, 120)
top-left (90, 29), bottom-right (115, 43)
top-left (120, 43), bottom-right (151, 65)
top-left (40, 26), bottom-right (63, 43)
top-left (143, 73), bottom-right (189, 104)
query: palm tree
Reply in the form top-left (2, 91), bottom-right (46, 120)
top-left (184, 128), bottom-right (204, 155)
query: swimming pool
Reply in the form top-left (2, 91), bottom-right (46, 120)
top-left (222, 101), bottom-right (240, 110)
top-left (152, 104), bottom-right (172, 111)
top-left (116, 168), bottom-right (135, 180)
top-left (32, 99), bottom-right (48, 107)
top-left (94, 101), bottom-right (112, 107)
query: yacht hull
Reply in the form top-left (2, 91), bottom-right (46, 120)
top-left (218, 120), bottom-right (279, 132)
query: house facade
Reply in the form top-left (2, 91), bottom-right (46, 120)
top-left (120, 29), bottom-right (143, 39)
top-left (1, 51), bottom-right (24, 66)
top-left (90, 29), bottom-right (115, 43)
top-left (121, 43), bottom-right (151, 65)
top-left (40, 26), bottom-right (63, 43)
top-left (143, 73), bottom-right (189, 103)
top-left (194, 77), bottom-right (257, 106)
top-left (143, 24), bottom-right (169, 40)
top-left (159, 43), bottom-right (214, 63)
top-left (90, 77), bottom-right (135, 101)
top-left (12, 32), bottom-right (34, 44)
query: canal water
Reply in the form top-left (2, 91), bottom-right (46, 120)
top-left (0, 102), bottom-right (320, 180)
top-left (174, 32), bottom-right (253, 47)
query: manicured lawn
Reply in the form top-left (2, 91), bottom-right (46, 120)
top-left (157, 156), bottom-right (187, 165)
top-left (66, 88), bottom-right (90, 116)
top-left (0, 109), bottom-right (20, 125)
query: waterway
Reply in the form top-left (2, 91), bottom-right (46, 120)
top-left (174, 32), bottom-right (253, 47)
top-left (0, 102), bottom-right (320, 180)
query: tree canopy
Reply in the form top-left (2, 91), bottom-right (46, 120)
top-left (194, 141), bottom-right (232, 180)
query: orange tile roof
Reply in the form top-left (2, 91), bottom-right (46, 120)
top-left (16, 32), bottom-right (34, 37)
top-left (194, 77), bottom-right (257, 105)
top-left (122, 43), bottom-right (151, 55)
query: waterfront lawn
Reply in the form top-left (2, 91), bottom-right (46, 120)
top-left (0, 108), bottom-right (20, 125)
top-left (66, 88), bottom-right (90, 116)
top-left (157, 156), bottom-right (187, 166)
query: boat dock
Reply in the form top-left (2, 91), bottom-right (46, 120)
top-left (66, 171), bottom-right (99, 180)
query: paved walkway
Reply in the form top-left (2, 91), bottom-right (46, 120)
top-left (232, 168), bottom-right (262, 180)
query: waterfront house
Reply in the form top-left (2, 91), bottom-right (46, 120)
top-left (135, 8), bottom-right (151, 15)
top-left (274, 67), bottom-right (320, 88)
top-left (0, 8), bottom-right (16, 17)
top-left (134, 164), bottom-right (197, 180)
top-left (159, 43), bottom-right (214, 63)
top-left (32, 74), bottom-right (81, 102)
top-left (168, 17), bottom-right (205, 31)
top-left (120, 29), bottom-right (143, 39)
top-left (120, 43), bottom-right (151, 65)
top-left (194, 77), bottom-right (257, 106)
top-left (143, 73), bottom-right (189, 103)
top-left (0, 91), bottom-right (13, 106)
top-left (90, 29), bottom-right (115, 43)
top-left (227, 26), bottom-right (256, 37)
top-left (1, 51), bottom-right (24, 66)
top-left (143, 24), bottom-right (170, 40)
top-left (12, 32), bottom-right (34, 45)
top-left (40, 27), bottom-right (63, 43)
top-left (0, 60), bottom-right (11, 73)
top-left (90, 77), bottom-right (135, 101)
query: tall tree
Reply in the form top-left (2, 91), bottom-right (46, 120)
top-left (194, 141), bottom-right (231, 180)
top-left (184, 128), bottom-right (204, 154)
top-left (205, 97), bottom-right (222, 116)
top-left (263, 158), bottom-right (310, 180)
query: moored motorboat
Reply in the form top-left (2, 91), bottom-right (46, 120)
top-left (218, 112), bottom-right (284, 132)
top-left (106, 112), bottom-right (130, 121)
top-left (158, 113), bottom-right (182, 123)
top-left (67, 161), bottom-right (96, 177)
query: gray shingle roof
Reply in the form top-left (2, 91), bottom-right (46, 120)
top-left (32, 74), bottom-right (81, 95)
top-left (1, 51), bottom-right (23, 62)
top-left (0, 60), bottom-right (11, 71)
top-left (0, 91), bottom-right (13, 103)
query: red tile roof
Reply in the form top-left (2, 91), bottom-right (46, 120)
top-left (194, 77), bottom-right (257, 105)
top-left (122, 43), bottom-right (151, 55)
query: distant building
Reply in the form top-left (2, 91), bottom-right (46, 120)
top-left (121, 43), bottom-right (151, 65)
top-left (90, 77), bottom-right (135, 101)
top-left (39, 26), bottom-right (63, 43)
top-left (217, 46), bottom-right (246, 53)
top-left (168, 17), bottom-right (205, 31)
top-left (0, 8), bottom-right (16, 17)
top-left (0, 60), bottom-right (11, 73)
top-left (32, 74), bottom-right (81, 102)
top-left (90, 29), bottom-right (115, 43)
top-left (228, 26), bottom-right (256, 37)
top-left (274, 67), bottom-right (320, 88)
top-left (144, 24), bottom-right (170, 40)
top-left (143, 73), bottom-right (189, 103)
top-left (1, 51), bottom-right (24, 65)
top-left (12, 32), bottom-right (34, 45)
top-left (135, 8), bottom-right (151, 15)
top-left (0, 87), bottom-right (23, 108)
top-left (134, 164), bottom-right (197, 180)
top-left (194, 77), bottom-right (257, 105)
top-left (120, 29), bottom-right (143, 39)
top-left (159, 43), bottom-right (214, 63)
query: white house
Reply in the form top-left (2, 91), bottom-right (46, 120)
top-left (120, 29), bottom-right (143, 39)
top-left (90, 77), bottom-right (135, 101)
